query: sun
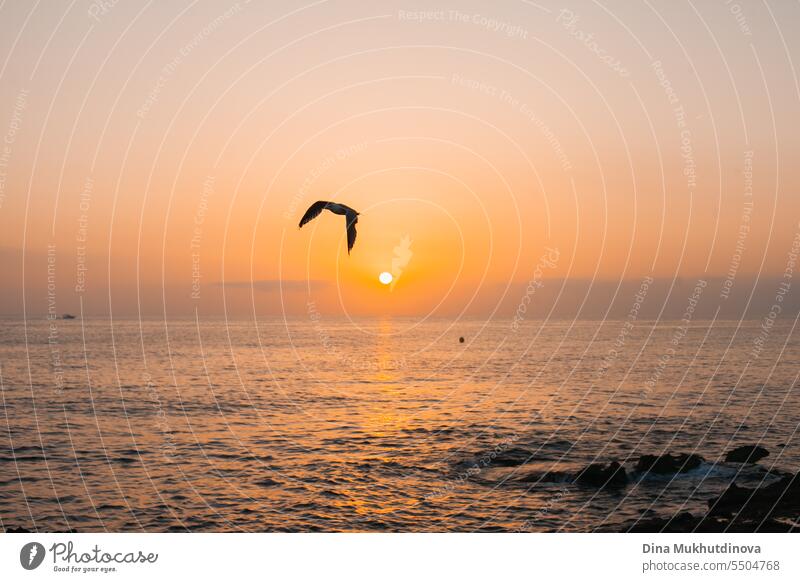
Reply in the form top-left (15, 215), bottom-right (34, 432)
top-left (379, 271), bottom-right (393, 285)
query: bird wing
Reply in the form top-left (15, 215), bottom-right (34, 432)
top-left (345, 210), bottom-right (358, 254)
top-left (298, 201), bottom-right (331, 228)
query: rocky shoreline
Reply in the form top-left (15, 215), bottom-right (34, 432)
top-left (588, 450), bottom-right (800, 531)
top-left (466, 443), bottom-right (799, 532)
top-left (619, 470), bottom-right (799, 532)
top-left (608, 448), bottom-right (799, 532)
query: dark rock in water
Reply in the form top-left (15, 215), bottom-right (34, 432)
top-left (505, 460), bottom-right (577, 484)
top-left (255, 478), bottom-right (279, 487)
top-left (516, 469), bottom-right (573, 484)
top-left (485, 447), bottom-right (538, 467)
top-left (455, 446), bottom-right (547, 469)
top-left (725, 445), bottom-right (769, 463)
top-left (618, 512), bottom-right (797, 533)
top-left (709, 472), bottom-right (800, 522)
top-left (574, 461), bottom-right (627, 489)
top-left (623, 511), bottom-right (700, 532)
top-left (635, 453), bottom-right (703, 475)
top-left (611, 469), bottom-right (800, 532)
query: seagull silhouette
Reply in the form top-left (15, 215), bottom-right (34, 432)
top-left (298, 201), bottom-right (360, 254)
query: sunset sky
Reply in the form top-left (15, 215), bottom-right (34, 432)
top-left (1, 0), bottom-right (799, 317)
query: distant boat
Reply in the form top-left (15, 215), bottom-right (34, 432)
top-left (61, 314), bottom-right (76, 320)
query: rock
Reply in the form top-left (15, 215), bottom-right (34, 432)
top-left (635, 453), bottom-right (703, 475)
top-left (519, 471), bottom-right (571, 483)
top-left (485, 447), bottom-right (538, 467)
top-left (708, 472), bottom-right (800, 521)
top-left (623, 511), bottom-right (700, 532)
top-left (516, 469), bottom-right (573, 483)
top-left (611, 469), bottom-right (800, 533)
top-left (506, 460), bottom-right (576, 484)
top-left (574, 461), bottom-right (628, 489)
top-left (455, 447), bottom-right (540, 471)
top-left (725, 445), bottom-right (769, 463)
top-left (619, 512), bottom-right (797, 533)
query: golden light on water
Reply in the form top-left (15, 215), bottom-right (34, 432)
top-left (378, 272), bottom-right (393, 285)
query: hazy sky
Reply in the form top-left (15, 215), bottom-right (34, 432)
top-left (1, 0), bottom-right (799, 317)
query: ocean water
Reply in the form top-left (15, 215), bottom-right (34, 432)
top-left (1, 317), bottom-right (798, 532)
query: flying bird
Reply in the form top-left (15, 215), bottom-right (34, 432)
top-left (298, 201), bottom-right (360, 254)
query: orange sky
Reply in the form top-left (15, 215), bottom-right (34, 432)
top-left (1, 1), bottom-right (799, 317)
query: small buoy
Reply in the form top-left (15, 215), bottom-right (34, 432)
top-left (459, 336), bottom-right (465, 343)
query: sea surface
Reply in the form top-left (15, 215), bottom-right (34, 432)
top-left (1, 317), bottom-right (798, 532)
